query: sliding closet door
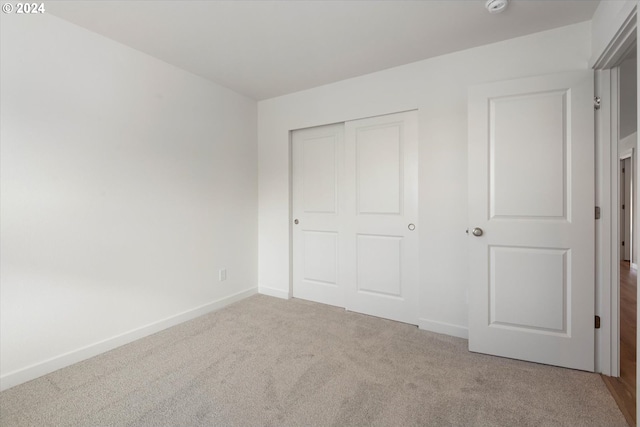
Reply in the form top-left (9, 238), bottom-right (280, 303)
top-left (292, 124), bottom-right (345, 307)
top-left (292, 111), bottom-right (419, 325)
top-left (343, 111), bottom-right (419, 325)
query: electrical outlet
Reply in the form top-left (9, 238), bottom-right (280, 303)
top-left (219, 268), bottom-right (227, 281)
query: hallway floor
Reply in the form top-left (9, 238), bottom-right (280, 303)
top-left (603, 261), bottom-right (637, 427)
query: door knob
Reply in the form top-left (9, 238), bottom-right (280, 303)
top-left (408, 223), bottom-right (415, 231)
top-left (471, 227), bottom-right (483, 237)
top-left (294, 219), bottom-right (299, 225)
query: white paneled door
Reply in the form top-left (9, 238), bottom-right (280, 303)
top-left (468, 71), bottom-right (595, 371)
top-left (292, 124), bottom-right (345, 308)
top-left (343, 112), bottom-right (419, 324)
top-left (292, 111), bottom-right (419, 325)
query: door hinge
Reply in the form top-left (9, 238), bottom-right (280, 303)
top-left (595, 315), bottom-right (601, 329)
top-left (623, 167), bottom-right (626, 173)
top-left (623, 204), bottom-right (625, 209)
top-left (594, 96), bottom-right (601, 110)
top-left (622, 241), bottom-right (625, 246)
top-left (595, 206), bottom-right (601, 220)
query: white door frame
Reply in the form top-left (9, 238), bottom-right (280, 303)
top-left (593, 5), bottom-right (637, 378)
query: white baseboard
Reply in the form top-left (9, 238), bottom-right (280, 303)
top-left (632, 263), bottom-right (638, 270)
top-left (258, 285), bottom-right (291, 299)
top-left (419, 317), bottom-right (469, 339)
top-left (0, 287), bottom-right (257, 391)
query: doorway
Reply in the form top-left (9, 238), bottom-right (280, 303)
top-left (600, 42), bottom-right (638, 427)
top-left (618, 50), bottom-right (637, 427)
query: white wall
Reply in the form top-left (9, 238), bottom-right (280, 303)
top-left (621, 58), bottom-right (638, 139)
top-left (257, 22), bottom-right (591, 337)
top-left (0, 13), bottom-right (258, 388)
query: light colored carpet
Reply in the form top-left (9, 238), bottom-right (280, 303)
top-left (0, 294), bottom-right (628, 426)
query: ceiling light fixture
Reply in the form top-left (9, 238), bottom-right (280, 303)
top-left (485, 0), bottom-right (509, 14)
